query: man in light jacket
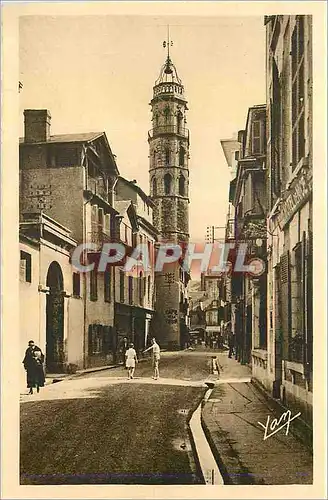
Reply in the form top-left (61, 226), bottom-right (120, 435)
top-left (143, 338), bottom-right (161, 380)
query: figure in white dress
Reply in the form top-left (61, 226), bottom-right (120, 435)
top-left (125, 343), bottom-right (138, 379)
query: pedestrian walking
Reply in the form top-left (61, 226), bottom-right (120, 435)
top-left (227, 322), bottom-right (236, 358)
top-left (22, 340), bottom-right (45, 394)
top-left (125, 343), bottom-right (138, 379)
top-left (120, 336), bottom-right (129, 366)
top-left (143, 337), bottom-right (160, 380)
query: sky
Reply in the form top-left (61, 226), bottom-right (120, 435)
top-left (19, 15), bottom-right (266, 242)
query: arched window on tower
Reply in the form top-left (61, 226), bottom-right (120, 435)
top-left (164, 173), bottom-right (172, 195)
top-left (179, 145), bottom-right (185, 166)
top-left (165, 147), bottom-right (170, 165)
top-left (177, 111), bottom-right (183, 133)
top-left (154, 113), bottom-right (159, 128)
top-left (163, 106), bottom-right (171, 124)
top-left (152, 177), bottom-right (157, 197)
top-left (179, 174), bottom-right (186, 196)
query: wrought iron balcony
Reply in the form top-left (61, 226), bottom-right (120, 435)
top-left (148, 125), bottom-right (189, 140)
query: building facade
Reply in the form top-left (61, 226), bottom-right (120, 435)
top-left (200, 272), bottom-right (225, 348)
top-left (264, 15), bottom-right (313, 423)
top-left (220, 16), bottom-right (313, 426)
top-left (19, 213), bottom-right (82, 378)
top-left (148, 49), bottom-right (190, 349)
top-left (19, 110), bottom-right (120, 369)
top-left (224, 105), bottom-right (268, 366)
top-left (113, 177), bottom-right (157, 354)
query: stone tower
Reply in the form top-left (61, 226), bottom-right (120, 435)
top-left (148, 43), bottom-right (190, 349)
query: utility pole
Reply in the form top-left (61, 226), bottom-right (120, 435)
top-left (205, 225), bottom-right (226, 243)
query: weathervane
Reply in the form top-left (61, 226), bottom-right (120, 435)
top-left (163, 25), bottom-right (174, 74)
top-left (163, 25), bottom-right (173, 58)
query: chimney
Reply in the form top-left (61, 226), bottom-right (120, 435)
top-left (24, 109), bottom-right (51, 143)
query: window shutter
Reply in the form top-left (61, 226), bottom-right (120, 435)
top-left (280, 251), bottom-right (291, 360)
top-left (91, 205), bottom-right (98, 233)
top-left (252, 121), bottom-right (261, 155)
top-left (88, 324), bottom-right (94, 355)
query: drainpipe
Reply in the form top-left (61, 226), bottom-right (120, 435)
top-left (82, 156), bottom-right (93, 369)
top-left (111, 177), bottom-right (119, 363)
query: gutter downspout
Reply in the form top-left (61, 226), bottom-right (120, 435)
top-left (82, 147), bottom-right (93, 369)
top-left (111, 177), bottom-right (119, 363)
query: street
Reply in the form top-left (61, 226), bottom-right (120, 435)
top-left (20, 348), bottom-right (219, 485)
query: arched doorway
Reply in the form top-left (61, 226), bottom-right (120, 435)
top-left (46, 261), bottom-right (64, 372)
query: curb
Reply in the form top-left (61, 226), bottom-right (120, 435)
top-left (200, 410), bottom-right (257, 485)
top-left (200, 354), bottom-right (312, 485)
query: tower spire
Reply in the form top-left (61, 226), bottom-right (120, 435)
top-left (163, 25), bottom-right (173, 74)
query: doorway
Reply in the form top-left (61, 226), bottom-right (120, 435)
top-left (46, 261), bottom-right (64, 372)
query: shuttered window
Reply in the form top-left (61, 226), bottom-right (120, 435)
top-left (280, 251), bottom-right (291, 360)
top-left (104, 270), bottom-right (111, 303)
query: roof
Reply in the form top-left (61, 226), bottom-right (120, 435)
top-left (19, 132), bottom-right (103, 145)
top-left (114, 200), bottom-right (132, 216)
top-left (220, 139), bottom-right (240, 168)
top-left (118, 177), bottom-right (155, 208)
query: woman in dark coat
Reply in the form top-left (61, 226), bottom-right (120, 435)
top-left (22, 340), bottom-right (45, 394)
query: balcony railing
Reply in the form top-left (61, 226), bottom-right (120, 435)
top-left (148, 125), bottom-right (189, 140)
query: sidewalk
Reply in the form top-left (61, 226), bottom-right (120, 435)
top-left (202, 352), bottom-right (313, 485)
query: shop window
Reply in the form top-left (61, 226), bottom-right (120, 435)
top-left (20, 251), bottom-right (32, 283)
